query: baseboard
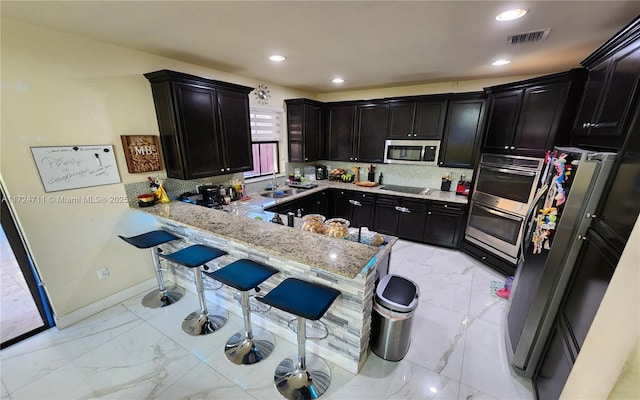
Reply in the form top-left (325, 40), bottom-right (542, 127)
top-left (53, 278), bottom-right (158, 329)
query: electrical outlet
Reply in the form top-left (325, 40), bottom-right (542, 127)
top-left (97, 267), bottom-right (110, 280)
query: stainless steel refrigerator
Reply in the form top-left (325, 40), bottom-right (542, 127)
top-left (504, 147), bottom-right (617, 378)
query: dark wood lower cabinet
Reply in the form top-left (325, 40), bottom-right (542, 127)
top-left (424, 201), bottom-right (466, 248)
top-left (396, 199), bottom-right (429, 242)
top-left (533, 228), bottom-right (620, 399)
top-left (266, 188), bottom-right (466, 247)
top-left (534, 321), bottom-right (575, 400)
top-left (373, 196), bottom-right (400, 236)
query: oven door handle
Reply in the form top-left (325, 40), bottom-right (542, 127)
top-left (480, 165), bottom-right (537, 177)
top-left (473, 203), bottom-right (522, 222)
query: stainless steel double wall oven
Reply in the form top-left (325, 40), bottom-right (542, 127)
top-left (465, 154), bottom-right (545, 264)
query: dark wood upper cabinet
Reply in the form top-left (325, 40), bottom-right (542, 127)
top-left (482, 89), bottom-right (522, 153)
top-left (438, 92), bottom-right (486, 168)
top-left (285, 99), bottom-right (323, 163)
top-left (217, 88), bottom-right (253, 173)
top-left (144, 70), bottom-right (253, 180)
top-left (326, 103), bottom-right (357, 161)
top-left (482, 69), bottom-right (586, 157)
top-left (326, 101), bottom-right (388, 163)
top-left (572, 18), bottom-right (640, 151)
top-left (388, 96), bottom-right (448, 139)
top-left (355, 102), bottom-right (389, 162)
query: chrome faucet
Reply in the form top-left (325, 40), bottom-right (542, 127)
top-left (271, 172), bottom-right (278, 190)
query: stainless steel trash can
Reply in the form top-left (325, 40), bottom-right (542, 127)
top-left (370, 274), bottom-right (420, 361)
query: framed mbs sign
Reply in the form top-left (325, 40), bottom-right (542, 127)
top-left (120, 135), bottom-right (163, 173)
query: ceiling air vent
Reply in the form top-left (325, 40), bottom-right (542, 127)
top-left (507, 28), bottom-right (551, 45)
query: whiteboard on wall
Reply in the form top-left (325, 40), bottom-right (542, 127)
top-left (30, 145), bottom-right (121, 192)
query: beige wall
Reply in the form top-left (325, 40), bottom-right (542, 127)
top-left (0, 19), bottom-right (311, 320)
top-left (561, 215), bottom-right (640, 399)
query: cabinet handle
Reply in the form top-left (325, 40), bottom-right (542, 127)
top-left (510, 146), bottom-right (515, 150)
top-left (443, 204), bottom-right (448, 208)
top-left (413, 133), bottom-right (418, 137)
top-left (481, 256), bottom-right (487, 260)
top-left (350, 157), bottom-right (354, 161)
top-left (428, 211), bottom-right (432, 215)
top-left (504, 145), bottom-right (509, 150)
top-left (220, 169), bottom-right (225, 172)
top-left (354, 157), bottom-right (358, 161)
top-left (439, 162), bottom-right (443, 165)
top-left (349, 200), bottom-right (362, 207)
top-left (226, 168), bottom-right (230, 171)
top-left (395, 206), bottom-right (410, 213)
top-left (305, 158), bottom-right (309, 161)
top-left (407, 133), bottom-right (412, 137)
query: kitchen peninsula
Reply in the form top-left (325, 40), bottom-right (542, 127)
top-left (133, 197), bottom-right (396, 374)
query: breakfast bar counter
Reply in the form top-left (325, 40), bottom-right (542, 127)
top-left (134, 201), bottom-right (396, 373)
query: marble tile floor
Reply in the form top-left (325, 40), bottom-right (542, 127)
top-left (0, 226), bottom-right (44, 344)
top-left (0, 240), bottom-right (533, 400)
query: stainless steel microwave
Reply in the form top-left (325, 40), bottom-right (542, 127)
top-left (383, 140), bottom-right (440, 165)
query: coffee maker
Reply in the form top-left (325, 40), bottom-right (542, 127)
top-left (199, 184), bottom-right (224, 205)
top-left (316, 165), bottom-right (328, 180)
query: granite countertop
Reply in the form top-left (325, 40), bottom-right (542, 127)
top-left (136, 201), bottom-right (394, 279)
top-left (247, 180), bottom-right (469, 209)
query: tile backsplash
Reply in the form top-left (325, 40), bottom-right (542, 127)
top-left (124, 161), bottom-right (473, 206)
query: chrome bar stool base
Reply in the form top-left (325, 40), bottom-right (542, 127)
top-left (224, 327), bottom-right (276, 365)
top-left (141, 286), bottom-right (184, 309)
top-left (274, 353), bottom-right (332, 400)
top-left (182, 309), bottom-right (227, 336)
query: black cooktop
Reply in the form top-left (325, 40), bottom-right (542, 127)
top-left (380, 185), bottom-right (428, 194)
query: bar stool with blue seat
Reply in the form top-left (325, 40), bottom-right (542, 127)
top-left (257, 278), bottom-right (341, 400)
top-left (160, 244), bottom-right (228, 336)
top-left (118, 230), bottom-right (184, 308)
top-left (207, 259), bottom-right (279, 365)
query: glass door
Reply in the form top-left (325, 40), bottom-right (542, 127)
top-left (1, 189), bottom-right (54, 348)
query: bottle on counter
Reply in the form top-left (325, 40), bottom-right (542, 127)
top-left (378, 173), bottom-right (384, 185)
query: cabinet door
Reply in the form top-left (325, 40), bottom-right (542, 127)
top-left (373, 196), bottom-right (400, 235)
top-left (424, 203), bottom-right (465, 248)
top-left (173, 83), bottom-right (224, 178)
top-left (533, 322), bottom-right (574, 400)
top-left (439, 98), bottom-right (486, 168)
top-left (558, 228), bottom-right (618, 351)
top-left (572, 60), bottom-right (611, 136)
top-left (483, 89), bottom-right (523, 153)
top-left (327, 105), bottom-right (356, 161)
top-left (511, 82), bottom-right (570, 157)
top-left (303, 104), bottom-right (322, 161)
top-left (330, 189), bottom-right (352, 220)
top-left (314, 190), bottom-right (329, 216)
top-left (287, 103), bottom-right (304, 163)
top-left (355, 104), bottom-right (389, 162)
top-left (413, 100), bottom-right (447, 139)
top-left (350, 192), bottom-right (376, 228)
top-left (217, 88), bottom-right (253, 173)
top-left (396, 199), bottom-right (428, 242)
top-left (388, 102), bottom-right (416, 139)
top-left (590, 42), bottom-right (640, 137)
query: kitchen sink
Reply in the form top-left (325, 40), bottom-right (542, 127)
top-left (380, 185), bottom-right (431, 195)
top-left (260, 188), bottom-right (307, 198)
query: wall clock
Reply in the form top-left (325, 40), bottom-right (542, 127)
top-left (254, 84), bottom-right (271, 105)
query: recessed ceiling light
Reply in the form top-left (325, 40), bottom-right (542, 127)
top-left (332, 78), bottom-right (344, 84)
top-left (268, 55), bottom-right (286, 62)
top-left (495, 9), bottom-right (528, 21)
top-left (492, 59), bottom-right (511, 66)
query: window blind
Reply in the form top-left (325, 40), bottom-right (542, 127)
top-left (249, 107), bottom-right (282, 142)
